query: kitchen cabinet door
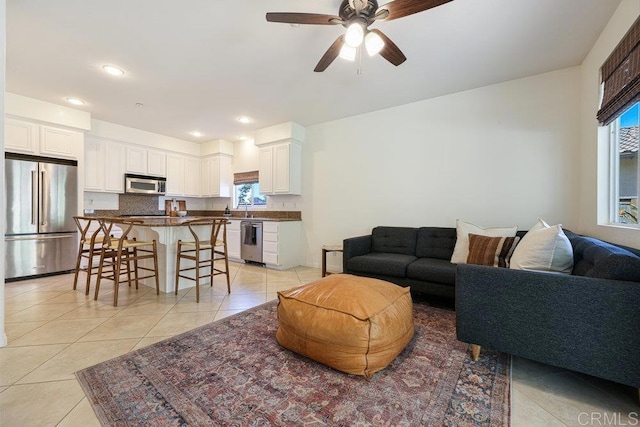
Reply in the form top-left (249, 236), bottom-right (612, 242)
top-left (84, 138), bottom-right (125, 193)
top-left (125, 146), bottom-right (166, 177)
top-left (184, 156), bottom-right (201, 197)
top-left (125, 146), bottom-right (147, 174)
top-left (84, 138), bottom-right (104, 191)
top-left (261, 221), bottom-right (301, 270)
top-left (258, 147), bottom-right (273, 194)
top-left (259, 142), bottom-right (301, 195)
top-left (166, 153), bottom-right (185, 196)
top-left (4, 118), bottom-right (38, 154)
top-left (39, 125), bottom-right (80, 159)
top-left (226, 220), bottom-right (241, 261)
top-left (147, 149), bottom-right (167, 177)
top-left (104, 142), bottom-right (126, 192)
top-left (5, 118), bottom-right (81, 160)
top-left (201, 155), bottom-right (231, 197)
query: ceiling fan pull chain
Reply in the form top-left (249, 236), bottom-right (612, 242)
top-left (357, 46), bottom-right (364, 75)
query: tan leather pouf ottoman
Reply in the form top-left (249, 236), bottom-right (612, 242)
top-left (276, 274), bottom-right (414, 378)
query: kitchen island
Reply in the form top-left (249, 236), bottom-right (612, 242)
top-left (106, 216), bottom-right (301, 293)
top-left (118, 216), bottom-right (221, 294)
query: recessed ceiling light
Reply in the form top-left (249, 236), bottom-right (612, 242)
top-left (237, 116), bottom-right (252, 124)
top-left (103, 65), bottom-right (125, 76)
top-left (66, 97), bottom-right (85, 106)
top-left (190, 131), bottom-right (203, 137)
top-left (237, 135), bottom-right (249, 141)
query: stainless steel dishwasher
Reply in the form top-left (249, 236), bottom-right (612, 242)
top-left (240, 220), bottom-right (263, 263)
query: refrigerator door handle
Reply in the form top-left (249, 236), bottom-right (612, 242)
top-left (31, 170), bottom-right (38, 225)
top-left (40, 169), bottom-right (48, 226)
top-left (5, 234), bottom-right (76, 241)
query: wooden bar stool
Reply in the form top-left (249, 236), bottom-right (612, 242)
top-left (175, 218), bottom-right (231, 302)
top-left (95, 218), bottom-right (160, 307)
top-left (73, 216), bottom-right (107, 295)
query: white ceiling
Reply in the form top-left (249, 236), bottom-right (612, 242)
top-left (6, 0), bottom-right (621, 143)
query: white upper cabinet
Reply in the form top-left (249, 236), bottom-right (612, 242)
top-left (258, 146), bottom-right (273, 194)
top-left (255, 122), bottom-right (304, 196)
top-left (184, 156), bottom-right (201, 197)
top-left (104, 143), bottom-right (126, 192)
top-left (84, 138), bottom-right (103, 191)
top-left (4, 118), bottom-right (38, 154)
top-left (5, 118), bottom-right (81, 160)
top-left (147, 149), bottom-right (167, 176)
top-left (201, 155), bottom-right (232, 197)
top-left (84, 137), bottom-right (126, 193)
top-left (166, 154), bottom-right (201, 196)
top-left (165, 153), bottom-right (185, 196)
top-left (125, 146), bottom-right (166, 177)
top-left (258, 142), bottom-right (302, 195)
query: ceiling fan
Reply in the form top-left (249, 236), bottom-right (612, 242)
top-left (266, 0), bottom-right (453, 72)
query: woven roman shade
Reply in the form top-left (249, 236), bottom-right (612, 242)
top-left (233, 170), bottom-right (259, 185)
top-left (597, 16), bottom-right (640, 126)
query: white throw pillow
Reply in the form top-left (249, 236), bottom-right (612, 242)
top-left (510, 219), bottom-right (573, 274)
top-left (450, 220), bottom-right (518, 264)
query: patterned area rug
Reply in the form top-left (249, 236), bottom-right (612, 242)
top-left (76, 301), bottom-right (510, 426)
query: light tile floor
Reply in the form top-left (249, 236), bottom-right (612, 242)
top-left (1, 262), bottom-right (638, 426)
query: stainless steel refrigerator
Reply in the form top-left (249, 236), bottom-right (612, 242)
top-left (5, 153), bottom-right (78, 280)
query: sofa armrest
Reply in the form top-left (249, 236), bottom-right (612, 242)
top-left (455, 264), bottom-right (640, 388)
top-left (343, 235), bottom-right (372, 273)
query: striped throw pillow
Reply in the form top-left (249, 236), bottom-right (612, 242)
top-left (467, 234), bottom-right (521, 268)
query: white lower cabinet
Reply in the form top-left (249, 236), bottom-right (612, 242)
top-left (227, 220), bottom-right (241, 261)
top-left (262, 221), bottom-right (301, 270)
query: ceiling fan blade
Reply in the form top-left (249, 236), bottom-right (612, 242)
top-left (370, 29), bottom-right (406, 66)
top-left (266, 12), bottom-right (341, 25)
top-left (376, 0), bottom-right (453, 21)
top-left (314, 35), bottom-right (345, 72)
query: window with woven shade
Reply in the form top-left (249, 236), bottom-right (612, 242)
top-left (233, 171), bottom-right (266, 209)
top-left (600, 17), bottom-right (640, 226)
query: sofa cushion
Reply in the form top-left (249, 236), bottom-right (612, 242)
top-left (406, 258), bottom-right (457, 285)
top-left (415, 227), bottom-right (457, 260)
top-left (510, 219), bottom-right (573, 274)
top-left (371, 227), bottom-right (418, 256)
top-left (450, 220), bottom-right (518, 264)
top-left (348, 253), bottom-right (417, 278)
top-left (569, 234), bottom-right (640, 282)
top-left (467, 234), bottom-right (521, 268)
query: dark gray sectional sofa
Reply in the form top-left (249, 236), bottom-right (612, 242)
top-left (343, 226), bottom-right (640, 389)
top-left (456, 230), bottom-right (640, 389)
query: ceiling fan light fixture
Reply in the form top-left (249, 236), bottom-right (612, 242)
top-left (344, 22), bottom-right (365, 48)
top-left (365, 31), bottom-right (384, 56)
top-left (339, 44), bottom-right (357, 61)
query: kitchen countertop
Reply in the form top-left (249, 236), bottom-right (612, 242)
top-left (100, 216), bottom-right (301, 227)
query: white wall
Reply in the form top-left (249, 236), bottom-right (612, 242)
top-left (578, 0), bottom-right (640, 248)
top-left (225, 68), bottom-right (583, 268)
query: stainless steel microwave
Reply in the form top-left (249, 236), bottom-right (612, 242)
top-left (124, 173), bottom-right (166, 195)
